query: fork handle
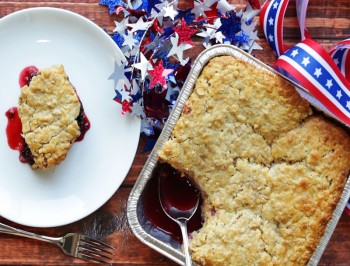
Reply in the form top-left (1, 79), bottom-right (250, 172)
top-left (0, 222), bottom-right (60, 245)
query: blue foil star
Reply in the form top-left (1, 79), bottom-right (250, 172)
top-left (113, 91), bottom-right (123, 102)
top-left (111, 32), bottom-right (125, 47)
top-left (131, 91), bottom-right (143, 103)
top-left (99, 0), bottom-right (126, 15)
top-left (134, 30), bottom-right (146, 43)
top-left (176, 8), bottom-right (195, 25)
top-left (146, 0), bottom-right (162, 15)
top-left (136, 0), bottom-right (148, 11)
top-left (234, 30), bottom-right (250, 47)
top-left (162, 57), bottom-right (180, 71)
top-left (124, 66), bottom-right (132, 81)
top-left (218, 12), bottom-right (242, 41)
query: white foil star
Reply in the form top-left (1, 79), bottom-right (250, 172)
top-left (192, 0), bottom-right (212, 18)
top-left (122, 32), bottom-right (138, 49)
top-left (127, 17), bottom-right (153, 33)
top-left (204, 0), bottom-right (218, 7)
top-left (133, 52), bottom-right (150, 80)
top-left (131, 101), bottom-right (145, 118)
top-left (163, 4), bottom-right (178, 20)
top-left (113, 19), bottom-right (128, 34)
top-left (197, 27), bottom-right (216, 41)
top-left (168, 34), bottom-right (192, 66)
top-left (119, 87), bottom-right (132, 102)
top-left (127, 0), bottom-right (142, 9)
top-left (217, 0), bottom-right (235, 14)
top-left (108, 60), bottom-right (130, 89)
top-left (242, 3), bottom-right (261, 21)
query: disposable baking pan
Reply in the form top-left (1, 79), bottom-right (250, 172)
top-left (127, 44), bottom-right (350, 265)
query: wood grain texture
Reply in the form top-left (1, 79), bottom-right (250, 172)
top-left (0, 0), bottom-right (350, 265)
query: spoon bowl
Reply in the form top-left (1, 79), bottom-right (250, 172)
top-left (158, 164), bottom-right (200, 266)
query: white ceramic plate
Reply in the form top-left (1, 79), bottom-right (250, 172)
top-left (0, 8), bottom-right (140, 227)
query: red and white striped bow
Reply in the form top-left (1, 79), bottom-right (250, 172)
top-left (261, 0), bottom-right (350, 125)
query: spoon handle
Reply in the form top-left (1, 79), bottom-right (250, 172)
top-left (177, 218), bottom-right (192, 266)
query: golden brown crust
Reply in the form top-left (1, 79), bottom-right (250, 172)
top-left (158, 56), bottom-right (350, 265)
top-left (18, 65), bottom-right (81, 170)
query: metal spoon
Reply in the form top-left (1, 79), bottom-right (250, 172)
top-left (158, 164), bottom-right (200, 266)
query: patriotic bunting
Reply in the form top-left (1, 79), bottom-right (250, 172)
top-left (329, 38), bottom-right (350, 80)
top-left (260, 0), bottom-right (289, 57)
top-left (276, 39), bottom-right (350, 124)
top-left (261, 0), bottom-right (350, 213)
top-left (261, 0), bottom-right (350, 125)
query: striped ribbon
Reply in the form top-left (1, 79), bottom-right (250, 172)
top-left (260, 0), bottom-right (350, 214)
top-left (261, 0), bottom-right (350, 122)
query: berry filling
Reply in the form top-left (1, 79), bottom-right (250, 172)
top-left (21, 142), bottom-right (35, 165)
top-left (141, 163), bottom-right (203, 243)
top-left (75, 101), bottom-right (91, 142)
top-left (19, 66), bottom-right (39, 87)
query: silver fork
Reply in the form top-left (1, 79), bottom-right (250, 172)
top-left (0, 221), bottom-right (114, 264)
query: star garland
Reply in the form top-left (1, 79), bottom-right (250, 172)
top-left (100, 0), bottom-right (262, 150)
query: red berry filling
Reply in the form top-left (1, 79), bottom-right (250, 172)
top-left (5, 107), bottom-right (35, 165)
top-left (19, 66), bottom-right (39, 87)
top-left (75, 101), bottom-right (91, 142)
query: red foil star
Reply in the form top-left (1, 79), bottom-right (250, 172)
top-left (121, 100), bottom-right (132, 114)
top-left (173, 18), bottom-right (197, 46)
top-left (151, 19), bottom-right (162, 34)
top-left (148, 60), bottom-right (173, 89)
top-left (197, 3), bottom-right (219, 24)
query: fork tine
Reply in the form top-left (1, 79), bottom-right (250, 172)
top-left (77, 236), bottom-right (114, 264)
top-left (77, 253), bottom-right (111, 265)
top-left (78, 246), bottom-right (113, 260)
top-left (79, 241), bottom-right (114, 255)
top-left (80, 235), bottom-right (115, 250)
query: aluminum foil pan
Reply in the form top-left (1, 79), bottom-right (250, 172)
top-left (127, 44), bottom-right (350, 266)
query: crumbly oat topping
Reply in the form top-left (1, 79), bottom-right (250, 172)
top-left (18, 65), bottom-right (81, 170)
top-left (158, 56), bottom-right (350, 266)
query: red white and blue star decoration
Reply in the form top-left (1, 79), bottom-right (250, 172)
top-left (99, 0), bottom-right (262, 145)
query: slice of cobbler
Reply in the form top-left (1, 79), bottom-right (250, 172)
top-left (18, 65), bottom-right (83, 170)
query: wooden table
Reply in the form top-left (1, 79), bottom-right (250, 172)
top-left (0, 0), bottom-right (349, 265)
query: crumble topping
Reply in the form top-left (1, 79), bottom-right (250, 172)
top-left (18, 65), bottom-right (81, 169)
